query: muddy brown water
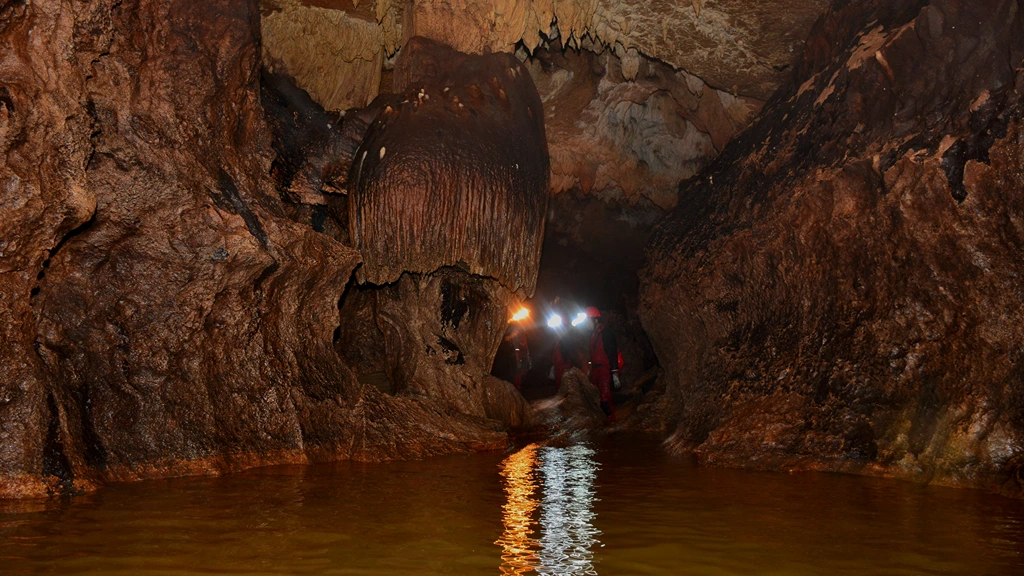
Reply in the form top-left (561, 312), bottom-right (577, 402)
top-left (2, 437), bottom-right (1023, 575)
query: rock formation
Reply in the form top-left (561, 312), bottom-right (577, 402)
top-left (0, 0), bottom-right (521, 499)
top-left (258, 0), bottom-right (827, 211)
top-left (641, 0), bottom-right (1024, 497)
top-left (351, 36), bottom-right (549, 295)
top-left (5, 0), bottom-right (1021, 503)
top-left (260, 0), bottom-right (403, 111)
top-left (530, 41), bottom-right (762, 210)
top-left (531, 368), bottom-right (608, 440)
top-left (339, 36), bottom-right (546, 430)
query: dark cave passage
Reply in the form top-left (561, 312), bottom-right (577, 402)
top-left (4, 0), bottom-right (1024, 572)
top-left (492, 192), bottom-right (664, 408)
top-left (2, 0), bottom-right (1024, 537)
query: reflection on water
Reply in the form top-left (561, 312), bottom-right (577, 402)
top-left (537, 444), bottom-right (601, 575)
top-left (497, 443), bottom-right (602, 575)
top-left (497, 443), bottom-right (541, 573)
top-left (2, 437), bottom-right (1024, 575)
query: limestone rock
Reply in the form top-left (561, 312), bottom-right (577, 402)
top-left (257, 0), bottom-right (829, 208)
top-left (0, 0), bottom-right (511, 500)
top-left (260, 0), bottom-right (403, 111)
top-left (527, 44), bottom-right (761, 209)
top-left (0, 0), bottom-right (100, 500)
top-left (350, 37), bottom-right (549, 296)
top-left (641, 0), bottom-right (1024, 497)
top-left (369, 270), bottom-right (515, 418)
top-left (482, 374), bottom-right (536, 429)
top-left (532, 368), bottom-right (607, 436)
top-left (404, 0), bottom-right (830, 100)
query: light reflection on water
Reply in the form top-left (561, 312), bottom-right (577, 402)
top-left (2, 437), bottom-right (1024, 574)
top-left (497, 443), bottom-right (601, 575)
top-left (536, 444), bottom-right (600, 575)
top-left (496, 443), bottom-right (541, 572)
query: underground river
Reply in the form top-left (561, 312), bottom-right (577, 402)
top-left (2, 437), bottom-right (1023, 575)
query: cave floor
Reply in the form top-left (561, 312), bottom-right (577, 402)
top-left (2, 436), bottom-right (1023, 574)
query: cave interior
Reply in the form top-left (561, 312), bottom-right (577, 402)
top-left (1, 0), bottom-right (1023, 511)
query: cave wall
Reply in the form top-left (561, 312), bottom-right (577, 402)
top-left (641, 0), bottom-right (1024, 497)
top-left (0, 0), bottom-right (99, 500)
top-left (0, 0), bottom-right (509, 499)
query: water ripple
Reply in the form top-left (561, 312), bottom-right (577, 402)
top-left (497, 443), bottom-right (602, 575)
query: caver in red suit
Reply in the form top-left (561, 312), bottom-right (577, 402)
top-left (552, 336), bottom-right (585, 388)
top-left (585, 306), bottom-right (620, 421)
top-left (511, 328), bottom-right (530, 391)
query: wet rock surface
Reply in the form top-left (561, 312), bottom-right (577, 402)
top-left (0, 0), bottom-right (99, 500)
top-left (335, 37), bottom-right (551, 441)
top-left (364, 269), bottom-right (514, 418)
top-left (531, 368), bottom-right (609, 440)
top-left (641, 0), bottom-right (1024, 497)
top-left (6, 0), bottom-right (1022, 503)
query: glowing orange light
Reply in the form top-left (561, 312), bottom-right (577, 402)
top-left (496, 444), bottom-right (540, 574)
top-left (510, 307), bottom-right (530, 322)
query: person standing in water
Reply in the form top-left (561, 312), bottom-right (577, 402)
top-left (585, 306), bottom-right (620, 422)
top-left (508, 324), bottom-right (531, 391)
top-left (552, 329), bottom-right (586, 388)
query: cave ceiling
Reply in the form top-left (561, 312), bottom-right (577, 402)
top-left (260, 0), bottom-right (831, 209)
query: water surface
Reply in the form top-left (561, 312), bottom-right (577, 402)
top-left (2, 437), bottom-right (1023, 575)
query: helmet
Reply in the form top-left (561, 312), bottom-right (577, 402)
top-left (585, 306), bottom-right (601, 318)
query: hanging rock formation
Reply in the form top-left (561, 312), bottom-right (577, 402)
top-left (641, 0), bottom-right (1024, 497)
top-left (350, 36), bottom-right (549, 296)
top-left (340, 36), bottom-right (546, 425)
top-left (260, 0), bottom-right (402, 111)
top-left (398, 0), bottom-right (830, 100)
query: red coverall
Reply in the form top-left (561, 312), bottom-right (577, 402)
top-left (512, 330), bottom-right (530, 390)
top-left (552, 338), bottom-right (585, 387)
top-left (553, 340), bottom-right (570, 387)
top-left (589, 323), bottom-right (620, 421)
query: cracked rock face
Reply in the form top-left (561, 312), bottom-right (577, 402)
top-left (640, 0), bottom-right (1024, 497)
